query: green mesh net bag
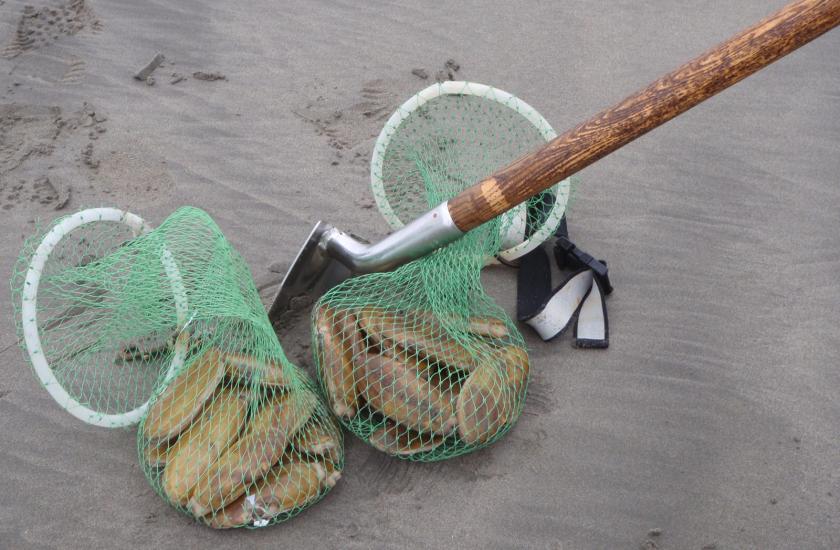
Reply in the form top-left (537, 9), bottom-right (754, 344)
top-left (312, 82), bottom-right (570, 461)
top-left (12, 206), bottom-right (343, 528)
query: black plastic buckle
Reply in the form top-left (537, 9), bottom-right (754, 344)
top-left (554, 236), bottom-right (613, 295)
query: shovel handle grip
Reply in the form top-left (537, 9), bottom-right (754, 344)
top-left (447, 0), bottom-right (840, 232)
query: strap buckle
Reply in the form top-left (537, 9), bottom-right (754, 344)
top-left (554, 236), bottom-right (613, 295)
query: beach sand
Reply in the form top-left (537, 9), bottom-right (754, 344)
top-left (1, 0), bottom-right (838, 548)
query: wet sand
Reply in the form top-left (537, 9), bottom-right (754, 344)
top-left (1, 1), bottom-right (839, 548)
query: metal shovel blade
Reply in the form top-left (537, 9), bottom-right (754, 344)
top-left (267, 203), bottom-right (463, 324)
top-left (267, 221), bottom-right (351, 323)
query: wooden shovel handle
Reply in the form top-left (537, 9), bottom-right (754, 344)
top-left (447, 0), bottom-right (840, 232)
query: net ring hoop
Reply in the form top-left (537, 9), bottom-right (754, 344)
top-left (371, 80), bottom-right (571, 261)
top-left (20, 207), bottom-right (188, 427)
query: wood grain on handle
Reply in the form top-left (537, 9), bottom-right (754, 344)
top-left (447, 0), bottom-right (840, 231)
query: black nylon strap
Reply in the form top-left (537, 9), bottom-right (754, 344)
top-left (515, 214), bottom-right (612, 347)
top-left (515, 241), bottom-right (552, 321)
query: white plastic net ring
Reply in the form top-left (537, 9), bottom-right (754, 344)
top-left (370, 80), bottom-right (571, 262)
top-left (20, 208), bottom-right (188, 427)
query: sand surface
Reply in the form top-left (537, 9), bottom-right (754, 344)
top-left (1, 1), bottom-right (839, 548)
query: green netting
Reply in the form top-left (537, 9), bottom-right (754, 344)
top-left (312, 84), bottom-right (571, 461)
top-left (12, 207), bottom-right (342, 528)
top-left (371, 81), bottom-right (569, 262)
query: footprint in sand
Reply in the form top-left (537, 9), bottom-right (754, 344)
top-left (356, 80), bottom-right (395, 121)
top-left (59, 57), bottom-right (87, 84)
top-left (0, 102), bottom-right (173, 212)
top-left (1, 0), bottom-right (102, 59)
top-left (0, 176), bottom-right (70, 211)
top-left (0, 103), bottom-right (82, 212)
top-left (6, 55), bottom-right (88, 87)
top-left (0, 104), bottom-right (63, 175)
top-left (293, 79), bottom-right (403, 167)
